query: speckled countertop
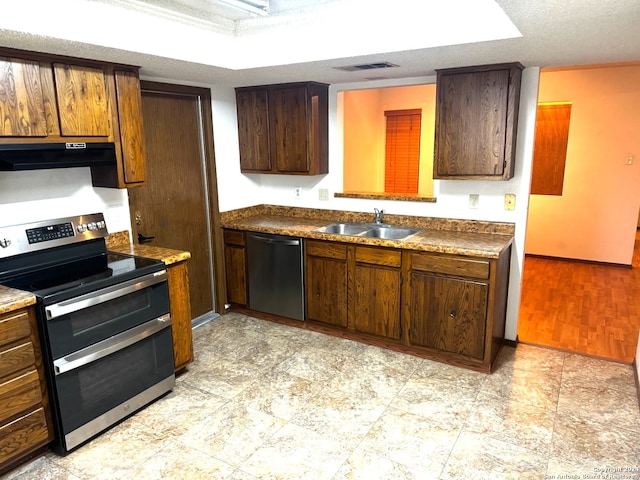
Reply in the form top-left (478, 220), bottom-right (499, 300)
top-left (221, 205), bottom-right (514, 258)
top-left (0, 285), bottom-right (36, 315)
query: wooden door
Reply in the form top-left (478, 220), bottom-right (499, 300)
top-left (128, 87), bottom-right (215, 319)
top-left (410, 273), bottom-right (488, 359)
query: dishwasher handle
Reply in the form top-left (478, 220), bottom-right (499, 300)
top-left (247, 234), bottom-right (301, 246)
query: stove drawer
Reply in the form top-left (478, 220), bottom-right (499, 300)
top-left (0, 370), bottom-right (42, 425)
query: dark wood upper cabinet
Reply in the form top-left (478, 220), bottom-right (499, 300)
top-left (236, 82), bottom-right (328, 175)
top-left (0, 48), bottom-right (147, 189)
top-left (433, 63), bottom-right (523, 180)
top-left (0, 57), bottom-right (47, 137)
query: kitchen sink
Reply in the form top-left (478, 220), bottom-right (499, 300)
top-left (315, 223), bottom-right (422, 240)
top-left (316, 223), bottom-right (371, 235)
top-left (361, 226), bottom-right (422, 240)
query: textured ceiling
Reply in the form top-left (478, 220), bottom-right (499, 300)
top-left (0, 0), bottom-right (639, 87)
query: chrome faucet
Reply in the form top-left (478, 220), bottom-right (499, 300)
top-left (374, 208), bottom-right (384, 224)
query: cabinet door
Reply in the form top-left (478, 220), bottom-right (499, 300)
top-left (352, 264), bottom-right (401, 339)
top-left (0, 57), bottom-right (47, 137)
top-left (114, 69), bottom-right (146, 184)
top-left (409, 272), bottom-right (488, 359)
top-left (236, 89), bottom-right (271, 172)
top-left (268, 86), bottom-right (309, 173)
top-left (434, 64), bottom-right (521, 180)
top-left (53, 63), bottom-right (110, 136)
top-left (305, 241), bottom-right (347, 327)
top-left (224, 231), bottom-right (248, 307)
top-left (167, 261), bottom-right (194, 371)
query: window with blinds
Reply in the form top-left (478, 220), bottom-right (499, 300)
top-left (384, 109), bottom-right (421, 194)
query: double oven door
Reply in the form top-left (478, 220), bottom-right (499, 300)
top-left (39, 268), bottom-right (175, 453)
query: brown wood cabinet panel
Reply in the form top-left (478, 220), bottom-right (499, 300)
top-left (0, 407), bottom-right (49, 469)
top-left (409, 273), bottom-right (488, 359)
top-left (434, 63), bottom-right (522, 180)
top-left (114, 69), bottom-right (146, 184)
top-left (269, 86), bottom-right (309, 173)
top-left (354, 246), bottom-right (401, 268)
top-left (223, 229), bottom-right (246, 247)
top-left (352, 264), bottom-right (401, 339)
top-left (0, 343), bottom-right (35, 379)
top-left (53, 63), bottom-right (110, 137)
top-left (235, 82), bottom-right (328, 175)
top-left (167, 261), bottom-right (194, 371)
top-left (305, 242), bottom-right (348, 328)
top-left (0, 370), bottom-right (42, 425)
top-left (224, 244), bottom-right (248, 306)
top-left (0, 57), bottom-right (47, 137)
top-left (236, 88), bottom-right (271, 172)
top-left (411, 252), bottom-right (489, 279)
top-left (0, 311), bottom-right (31, 346)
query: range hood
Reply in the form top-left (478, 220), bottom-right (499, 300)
top-left (0, 142), bottom-right (117, 171)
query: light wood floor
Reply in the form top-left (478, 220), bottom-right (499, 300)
top-left (517, 230), bottom-right (640, 364)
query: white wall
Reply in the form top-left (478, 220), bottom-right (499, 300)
top-left (0, 168), bottom-right (132, 235)
top-left (212, 68), bottom-right (541, 341)
top-left (526, 65), bottom-right (640, 265)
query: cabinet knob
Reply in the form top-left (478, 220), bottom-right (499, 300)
top-left (449, 309), bottom-right (457, 318)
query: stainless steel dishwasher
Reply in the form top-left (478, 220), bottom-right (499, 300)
top-left (246, 232), bottom-right (305, 321)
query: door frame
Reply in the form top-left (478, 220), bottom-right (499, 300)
top-left (137, 80), bottom-right (227, 315)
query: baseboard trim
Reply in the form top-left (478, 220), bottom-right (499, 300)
top-left (503, 338), bottom-right (518, 348)
top-left (524, 253), bottom-right (631, 268)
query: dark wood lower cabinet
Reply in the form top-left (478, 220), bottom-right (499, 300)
top-left (305, 241), bottom-right (348, 328)
top-left (224, 232), bottom-right (512, 372)
top-left (409, 273), bottom-right (488, 359)
top-left (0, 307), bottom-right (53, 475)
top-left (350, 246), bottom-right (402, 339)
top-left (223, 229), bottom-right (248, 307)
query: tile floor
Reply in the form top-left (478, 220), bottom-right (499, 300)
top-left (3, 312), bottom-right (640, 479)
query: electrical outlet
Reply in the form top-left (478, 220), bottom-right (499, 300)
top-left (504, 193), bottom-right (516, 210)
top-left (318, 188), bottom-right (329, 201)
top-left (469, 194), bottom-right (479, 209)
top-left (294, 186), bottom-right (301, 199)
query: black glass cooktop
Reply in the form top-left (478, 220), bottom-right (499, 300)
top-left (1, 252), bottom-right (164, 301)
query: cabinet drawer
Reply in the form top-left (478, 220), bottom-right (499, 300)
top-left (0, 407), bottom-right (50, 466)
top-left (355, 246), bottom-right (401, 268)
top-left (0, 370), bottom-right (42, 425)
top-left (411, 253), bottom-right (489, 279)
top-left (0, 311), bottom-right (31, 348)
top-left (223, 229), bottom-right (245, 246)
top-left (306, 240), bottom-right (347, 260)
top-left (0, 342), bottom-right (35, 379)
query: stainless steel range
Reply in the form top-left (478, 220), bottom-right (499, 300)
top-left (0, 213), bottom-right (175, 454)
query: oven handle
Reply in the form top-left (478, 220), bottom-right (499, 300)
top-left (53, 314), bottom-right (172, 375)
top-left (45, 269), bottom-right (168, 320)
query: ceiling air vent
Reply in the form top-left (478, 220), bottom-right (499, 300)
top-left (333, 62), bottom-right (399, 72)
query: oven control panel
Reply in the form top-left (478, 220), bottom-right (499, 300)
top-left (26, 222), bottom-right (75, 244)
top-left (0, 213), bottom-right (109, 258)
